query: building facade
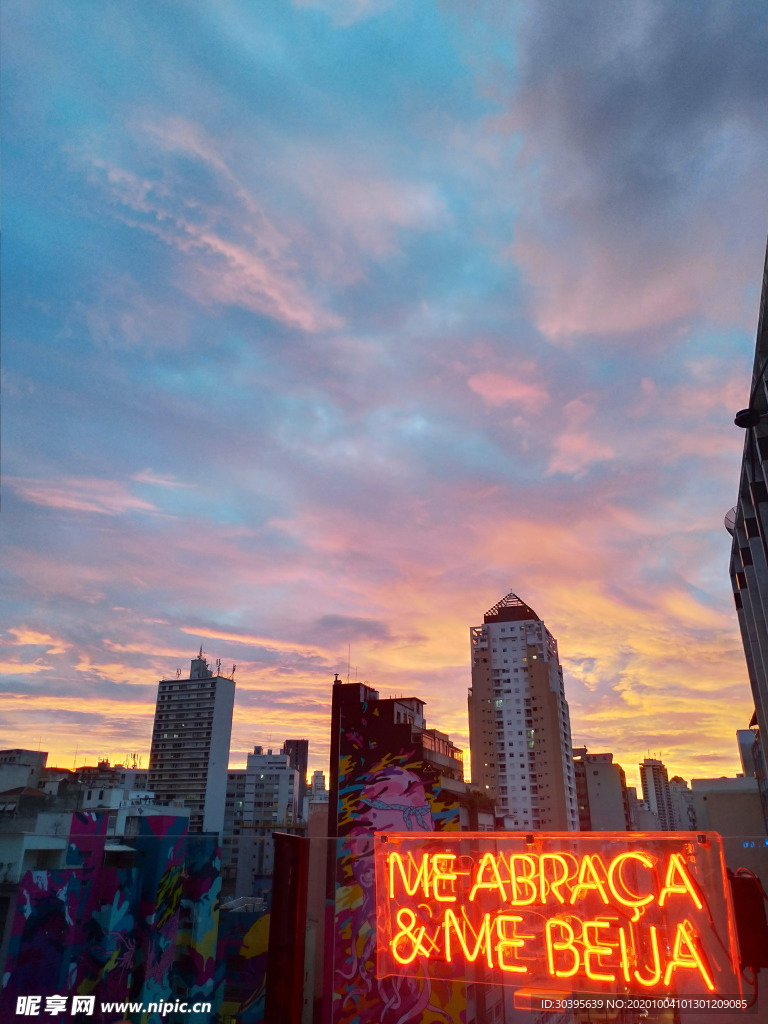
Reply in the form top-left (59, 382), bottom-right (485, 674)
top-left (669, 775), bottom-right (697, 831)
top-left (0, 751), bottom-right (48, 796)
top-left (572, 747), bottom-right (631, 830)
top-left (639, 757), bottom-right (675, 830)
top-left (468, 591), bottom-right (578, 829)
top-left (147, 649), bottom-right (235, 833)
top-left (728, 237), bottom-right (768, 830)
top-left (222, 745), bottom-right (302, 899)
top-left (282, 738), bottom-right (309, 809)
top-left (327, 675), bottom-right (505, 1024)
top-left (0, 810), bottom-right (219, 1022)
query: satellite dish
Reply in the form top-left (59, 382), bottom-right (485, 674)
top-left (735, 408), bottom-right (762, 428)
top-left (724, 506), bottom-right (738, 536)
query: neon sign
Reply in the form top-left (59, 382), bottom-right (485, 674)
top-left (374, 833), bottom-right (741, 996)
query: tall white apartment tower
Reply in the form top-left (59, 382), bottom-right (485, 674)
top-left (468, 591), bottom-right (578, 830)
top-left (148, 649), bottom-right (235, 834)
top-left (639, 757), bottom-right (675, 830)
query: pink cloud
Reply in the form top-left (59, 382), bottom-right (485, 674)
top-left (467, 370), bottom-right (550, 410)
top-left (182, 233), bottom-right (343, 331)
top-left (131, 469), bottom-right (191, 488)
top-left (179, 625), bottom-right (331, 659)
top-left (547, 398), bottom-right (614, 475)
top-left (86, 146), bottom-right (342, 332)
top-left (7, 477), bottom-right (159, 516)
top-left (511, 231), bottom-right (706, 341)
top-left (287, 149), bottom-right (446, 262)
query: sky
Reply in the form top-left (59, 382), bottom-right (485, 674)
top-left (3, 0), bottom-right (768, 791)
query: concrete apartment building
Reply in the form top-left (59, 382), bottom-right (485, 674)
top-left (468, 591), bottom-right (578, 829)
top-left (639, 757), bottom-right (676, 830)
top-left (0, 750), bottom-right (48, 792)
top-left (668, 775), bottom-right (697, 830)
top-left (283, 738), bottom-right (309, 809)
top-left (572, 747), bottom-right (631, 830)
top-left (147, 649), bottom-right (235, 833)
top-left (222, 745), bottom-right (302, 898)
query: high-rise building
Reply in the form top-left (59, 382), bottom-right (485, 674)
top-left (147, 649), bottom-right (235, 833)
top-left (669, 775), bottom-right (697, 831)
top-left (728, 237), bottom-right (768, 831)
top-left (738, 725), bottom-right (760, 779)
top-left (282, 738), bottom-right (309, 808)
top-left (639, 757), bottom-right (675, 830)
top-left (626, 786), bottom-right (661, 830)
top-left (572, 747), bottom-right (631, 830)
top-left (222, 745), bottom-right (301, 898)
top-left (308, 769), bottom-right (327, 802)
top-left (468, 591), bottom-right (578, 829)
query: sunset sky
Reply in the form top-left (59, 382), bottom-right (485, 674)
top-left (4, 1), bottom-right (768, 790)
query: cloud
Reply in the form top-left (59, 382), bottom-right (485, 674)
top-left (496, 1), bottom-right (768, 340)
top-left (84, 138), bottom-right (342, 332)
top-left (0, 660), bottom-right (51, 675)
top-left (292, 0), bottom-right (398, 26)
top-left (547, 398), bottom-right (614, 476)
top-left (179, 626), bottom-right (331, 661)
top-left (6, 629), bottom-right (71, 655)
top-left (82, 115), bottom-right (446, 335)
top-left (313, 614), bottom-right (391, 641)
top-left (6, 477), bottom-right (160, 516)
top-left (1, 1), bottom-right (758, 790)
top-left (131, 470), bottom-right (191, 488)
top-left (467, 370), bottom-right (549, 411)
top-left (284, 145), bottom-right (447, 267)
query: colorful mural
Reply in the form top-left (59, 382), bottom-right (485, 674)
top-left (171, 833), bottom-right (222, 1018)
top-left (0, 813), bottom-right (142, 1020)
top-left (133, 814), bottom-right (187, 1018)
top-left (213, 908), bottom-right (270, 1023)
top-left (0, 811), bottom-right (224, 1024)
top-left (331, 686), bottom-right (464, 1024)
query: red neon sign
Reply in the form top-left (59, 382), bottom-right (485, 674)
top-left (374, 833), bottom-right (741, 996)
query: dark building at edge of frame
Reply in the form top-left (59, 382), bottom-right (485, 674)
top-left (729, 235), bottom-right (768, 831)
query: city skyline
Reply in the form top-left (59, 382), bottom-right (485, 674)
top-left (4, 3), bottom-right (768, 791)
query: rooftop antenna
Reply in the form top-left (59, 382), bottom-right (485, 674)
top-left (73, 745), bottom-right (78, 771)
top-left (232, 664), bottom-right (236, 677)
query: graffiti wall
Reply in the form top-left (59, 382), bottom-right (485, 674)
top-left (0, 812), bottom-right (223, 1023)
top-left (171, 833), bottom-right (221, 1015)
top-left (332, 688), bottom-right (464, 1024)
top-left (133, 814), bottom-right (188, 1016)
top-left (213, 908), bottom-right (270, 1023)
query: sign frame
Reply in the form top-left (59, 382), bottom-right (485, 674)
top-left (374, 831), bottom-right (742, 998)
